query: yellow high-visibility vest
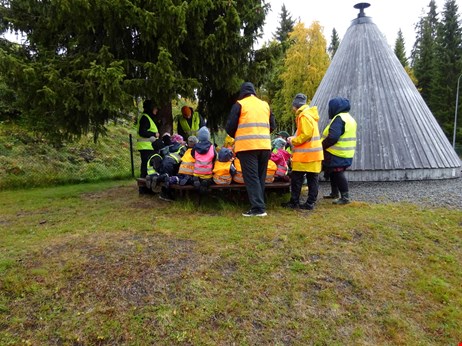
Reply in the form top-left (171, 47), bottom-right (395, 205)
top-left (178, 148), bottom-right (195, 176)
top-left (322, 112), bottom-right (357, 158)
top-left (292, 105), bottom-right (324, 163)
top-left (233, 158), bottom-right (245, 184)
top-left (213, 161), bottom-right (232, 185)
top-left (178, 112), bottom-right (201, 137)
top-left (136, 113), bottom-right (158, 151)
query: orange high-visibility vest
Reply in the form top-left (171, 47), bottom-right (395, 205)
top-left (178, 148), bottom-right (195, 176)
top-left (292, 106), bottom-right (324, 163)
top-left (234, 96), bottom-right (271, 153)
top-left (233, 158), bottom-right (245, 184)
top-left (265, 160), bottom-right (277, 183)
top-left (275, 162), bottom-right (288, 177)
top-left (213, 161), bottom-right (232, 185)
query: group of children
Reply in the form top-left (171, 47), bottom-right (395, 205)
top-left (144, 126), bottom-right (291, 200)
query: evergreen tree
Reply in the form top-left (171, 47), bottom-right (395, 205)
top-left (273, 4), bottom-right (295, 44)
top-left (411, 0), bottom-right (439, 104)
top-left (394, 29), bottom-right (408, 67)
top-left (431, 0), bottom-right (462, 138)
top-left (273, 22), bottom-right (330, 128)
top-left (328, 28), bottom-right (340, 59)
top-left (0, 0), bottom-right (268, 141)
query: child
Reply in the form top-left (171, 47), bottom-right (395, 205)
top-left (151, 134), bottom-right (187, 200)
top-left (213, 147), bottom-right (236, 185)
top-left (176, 135), bottom-right (198, 186)
top-left (145, 138), bottom-right (168, 192)
top-left (191, 126), bottom-right (216, 193)
top-left (270, 138), bottom-right (291, 181)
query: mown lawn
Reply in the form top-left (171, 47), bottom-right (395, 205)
top-left (1, 180), bottom-right (461, 345)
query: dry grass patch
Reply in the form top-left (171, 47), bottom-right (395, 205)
top-left (1, 181), bottom-right (461, 345)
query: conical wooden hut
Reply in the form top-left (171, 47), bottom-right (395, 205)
top-left (311, 3), bottom-right (461, 181)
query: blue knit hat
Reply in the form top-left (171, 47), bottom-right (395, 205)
top-left (218, 148), bottom-right (233, 162)
top-left (197, 126), bottom-right (211, 142)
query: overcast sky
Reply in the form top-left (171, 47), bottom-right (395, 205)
top-left (259, 0), bottom-right (462, 56)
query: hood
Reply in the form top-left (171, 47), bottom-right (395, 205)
top-left (328, 97), bottom-right (351, 119)
top-left (272, 137), bottom-right (287, 150)
top-left (238, 82), bottom-right (257, 100)
top-left (218, 147), bottom-right (233, 162)
top-left (195, 140), bottom-right (212, 154)
top-left (298, 104), bottom-right (320, 122)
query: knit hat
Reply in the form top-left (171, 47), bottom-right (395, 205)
top-left (187, 135), bottom-right (198, 147)
top-left (218, 147), bottom-right (233, 162)
top-left (181, 106), bottom-right (192, 117)
top-left (171, 134), bottom-right (183, 143)
top-left (277, 131), bottom-right (290, 139)
top-left (272, 137), bottom-right (287, 150)
top-left (292, 93), bottom-right (307, 108)
top-left (197, 126), bottom-right (210, 142)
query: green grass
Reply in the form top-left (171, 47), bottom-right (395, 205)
top-left (1, 180), bottom-right (461, 345)
top-left (0, 121), bottom-right (134, 190)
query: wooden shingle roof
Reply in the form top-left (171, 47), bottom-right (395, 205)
top-left (311, 5), bottom-right (461, 181)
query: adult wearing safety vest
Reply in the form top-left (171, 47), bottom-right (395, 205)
top-left (137, 100), bottom-right (160, 194)
top-left (225, 82), bottom-right (276, 217)
top-left (176, 106), bottom-right (206, 141)
top-left (321, 97), bottom-right (357, 205)
top-left (282, 93), bottom-right (324, 210)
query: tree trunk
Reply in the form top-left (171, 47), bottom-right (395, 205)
top-left (157, 102), bottom-right (173, 135)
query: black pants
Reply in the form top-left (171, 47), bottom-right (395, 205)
top-left (290, 171), bottom-right (319, 205)
top-left (329, 170), bottom-right (348, 194)
top-left (139, 150), bottom-right (155, 178)
top-left (237, 150), bottom-right (270, 213)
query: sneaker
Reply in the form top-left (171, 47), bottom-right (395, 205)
top-left (323, 193), bottom-right (339, 199)
top-left (242, 210), bottom-right (267, 217)
top-left (300, 202), bottom-right (314, 210)
top-left (333, 197), bottom-right (350, 205)
top-left (281, 201), bottom-right (299, 209)
top-left (159, 194), bottom-right (174, 202)
top-left (179, 176), bottom-right (190, 186)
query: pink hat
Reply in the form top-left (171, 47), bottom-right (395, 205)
top-left (171, 134), bottom-right (184, 143)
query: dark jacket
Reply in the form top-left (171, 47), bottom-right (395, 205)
top-left (225, 82), bottom-right (276, 139)
top-left (159, 143), bottom-right (187, 176)
top-left (322, 97), bottom-right (353, 168)
top-left (138, 113), bottom-right (160, 138)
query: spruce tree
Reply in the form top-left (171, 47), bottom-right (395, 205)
top-left (394, 29), bottom-right (408, 67)
top-left (328, 28), bottom-right (340, 59)
top-left (273, 4), bottom-right (295, 44)
top-left (0, 0), bottom-right (268, 141)
top-left (411, 0), bottom-right (439, 105)
top-left (431, 0), bottom-right (462, 138)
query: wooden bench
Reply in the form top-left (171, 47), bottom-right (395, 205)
top-left (136, 177), bottom-right (290, 199)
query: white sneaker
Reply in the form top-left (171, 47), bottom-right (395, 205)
top-left (242, 210), bottom-right (267, 217)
